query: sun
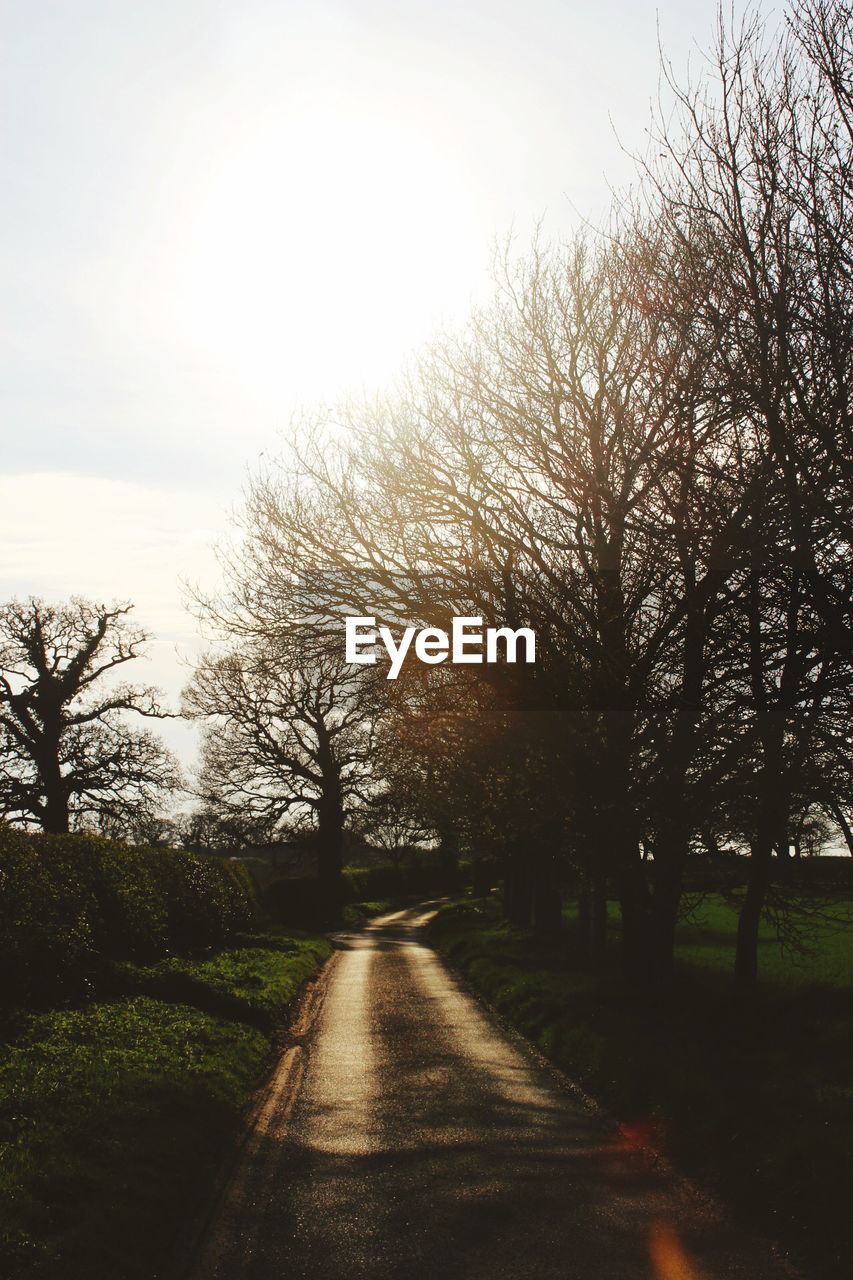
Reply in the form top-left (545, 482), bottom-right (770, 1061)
top-left (169, 101), bottom-right (482, 407)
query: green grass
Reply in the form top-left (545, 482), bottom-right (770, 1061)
top-left (0, 998), bottom-right (267, 1280)
top-left (0, 932), bottom-right (331, 1280)
top-left (432, 896), bottom-right (853, 1280)
top-left (341, 900), bottom-right (395, 928)
top-left (674, 894), bottom-right (853, 987)
top-left (556, 892), bottom-right (853, 987)
top-left (115, 935), bottom-right (331, 1029)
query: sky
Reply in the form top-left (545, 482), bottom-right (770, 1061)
top-left (0, 0), bottom-right (774, 771)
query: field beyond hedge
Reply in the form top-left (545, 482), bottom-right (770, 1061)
top-left (431, 895), bottom-right (853, 1280)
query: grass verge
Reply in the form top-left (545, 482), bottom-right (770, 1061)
top-left (113, 934), bottom-right (331, 1029)
top-left (0, 933), bottom-right (331, 1280)
top-left (431, 898), bottom-right (853, 1280)
top-left (341, 900), bottom-right (395, 928)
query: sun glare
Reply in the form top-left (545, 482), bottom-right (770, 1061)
top-left (171, 104), bottom-right (481, 405)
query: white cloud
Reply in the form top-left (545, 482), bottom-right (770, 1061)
top-left (0, 472), bottom-right (228, 769)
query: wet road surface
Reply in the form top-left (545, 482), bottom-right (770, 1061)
top-left (190, 904), bottom-right (799, 1280)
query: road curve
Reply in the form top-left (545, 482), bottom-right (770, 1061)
top-left (189, 904), bottom-right (799, 1280)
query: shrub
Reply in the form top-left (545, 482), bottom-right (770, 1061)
top-left (0, 996), bottom-right (269, 1279)
top-left (114, 938), bottom-right (331, 1030)
top-left (265, 859), bottom-right (467, 926)
top-left (36, 834), bottom-right (169, 962)
top-left (0, 827), bottom-right (258, 1010)
top-left (0, 826), bottom-right (95, 1009)
top-left (341, 858), bottom-right (468, 901)
top-left (152, 849), bottom-right (257, 953)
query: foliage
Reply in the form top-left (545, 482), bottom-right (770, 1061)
top-left (0, 998), bottom-right (267, 1280)
top-left (114, 938), bottom-right (331, 1029)
top-left (153, 845), bottom-right (257, 954)
top-left (262, 857), bottom-right (464, 927)
top-left (0, 919), bottom-right (331, 1280)
top-left (340, 900), bottom-right (394, 927)
top-left (0, 826), bottom-right (257, 1008)
top-left (176, 804), bottom-right (277, 855)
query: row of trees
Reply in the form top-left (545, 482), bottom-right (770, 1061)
top-left (1, 4), bottom-right (849, 989)
top-left (183, 1), bottom-right (852, 984)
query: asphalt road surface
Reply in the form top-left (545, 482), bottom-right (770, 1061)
top-left (189, 904), bottom-right (799, 1280)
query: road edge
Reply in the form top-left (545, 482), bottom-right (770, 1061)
top-left (164, 947), bottom-right (339, 1280)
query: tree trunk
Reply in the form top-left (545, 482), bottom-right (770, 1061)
top-left (578, 876), bottom-right (608, 962)
top-left (578, 884), bottom-right (591, 951)
top-left (589, 877), bottom-right (607, 962)
top-left (736, 551), bottom-right (798, 988)
top-left (438, 827), bottom-right (460, 873)
top-left (648, 875), bottom-right (681, 982)
top-left (531, 858), bottom-right (562, 937)
top-left (647, 822), bottom-right (690, 982)
top-left (593, 539), bottom-right (647, 974)
top-left (503, 852), bottom-right (533, 928)
top-left (42, 791), bottom-right (70, 834)
top-left (647, 578), bottom-right (710, 982)
top-left (735, 837), bottom-right (773, 987)
top-left (37, 717), bottom-right (70, 833)
top-left (316, 794), bottom-right (344, 920)
top-left (618, 852), bottom-right (652, 982)
top-left (41, 758), bottom-right (69, 833)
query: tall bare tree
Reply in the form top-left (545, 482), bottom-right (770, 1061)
top-left (641, 1), bottom-right (853, 982)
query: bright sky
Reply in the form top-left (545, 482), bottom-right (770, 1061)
top-left (0, 0), bottom-right (772, 769)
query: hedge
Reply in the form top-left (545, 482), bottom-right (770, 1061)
top-left (0, 826), bottom-right (258, 1009)
top-left (265, 858), bottom-right (468, 926)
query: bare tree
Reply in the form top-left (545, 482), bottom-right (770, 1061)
top-left (359, 784), bottom-right (434, 874)
top-left (641, 2), bottom-right (853, 982)
top-left (184, 634), bottom-right (379, 906)
top-left (215, 231), bottom-right (700, 965)
top-left (177, 804), bottom-right (278, 855)
top-left (191, 2), bottom-right (849, 985)
top-left (0, 598), bottom-right (180, 834)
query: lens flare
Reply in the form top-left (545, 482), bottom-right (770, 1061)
top-left (649, 1223), bottom-right (704, 1280)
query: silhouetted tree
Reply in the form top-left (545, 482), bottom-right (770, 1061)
top-left (177, 804), bottom-right (278, 855)
top-left (643, 1), bottom-right (853, 982)
top-left (0, 598), bottom-right (180, 833)
top-left (184, 634), bottom-right (378, 909)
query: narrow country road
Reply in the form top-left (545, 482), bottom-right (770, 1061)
top-left (189, 905), bottom-right (798, 1280)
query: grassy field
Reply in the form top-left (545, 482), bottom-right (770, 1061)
top-left (431, 894), bottom-right (853, 1280)
top-left (0, 933), bottom-right (331, 1280)
top-left (673, 894), bottom-right (853, 986)
top-left (557, 892), bottom-right (853, 987)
